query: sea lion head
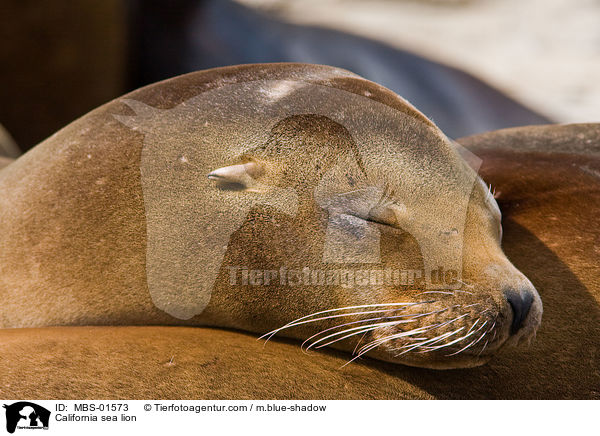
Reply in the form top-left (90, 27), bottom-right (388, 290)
top-left (26, 63), bottom-right (539, 370)
top-left (185, 73), bottom-right (542, 369)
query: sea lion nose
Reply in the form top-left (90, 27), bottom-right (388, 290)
top-left (504, 289), bottom-right (534, 335)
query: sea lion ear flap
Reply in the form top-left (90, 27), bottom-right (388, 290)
top-left (207, 160), bottom-right (265, 192)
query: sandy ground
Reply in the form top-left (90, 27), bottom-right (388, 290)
top-left (239, 0), bottom-right (600, 123)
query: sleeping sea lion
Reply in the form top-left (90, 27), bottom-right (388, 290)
top-left (0, 63), bottom-right (541, 369)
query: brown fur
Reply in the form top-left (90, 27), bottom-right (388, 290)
top-left (0, 157), bottom-right (13, 170)
top-left (1, 123), bottom-right (598, 398)
top-left (0, 63), bottom-right (435, 329)
top-left (2, 66), bottom-right (595, 397)
top-left (0, 64), bottom-right (541, 371)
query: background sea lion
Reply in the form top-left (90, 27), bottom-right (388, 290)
top-left (1, 123), bottom-right (597, 399)
top-left (127, 0), bottom-right (551, 139)
top-left (1, 0), bottom-right (551, 153)
top-left (0, 63), bottom-right (540, 370)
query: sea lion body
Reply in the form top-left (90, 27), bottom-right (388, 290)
top-left (0, 64), bottom-right (541, 369)
top-left (2, 123), bottom-right (599, 399)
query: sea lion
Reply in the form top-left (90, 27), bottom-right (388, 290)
top-left (1, 123), bottom-right (598, 399)
top-left (129, 0), bottom-right (551, 138)
top-left (0, 63), bottom-right (542, 369)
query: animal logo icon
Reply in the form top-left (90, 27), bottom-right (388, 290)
top-left (3, 402), bottom-right (50, 433)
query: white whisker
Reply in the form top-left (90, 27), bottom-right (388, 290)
top-left (417, 291), bottom-right (455, 296)
top-left (341, 325), bottom-right (437, 367)
top-left (445, 320), bottom-right (491, 356)
top-left (478, 339), bottom-right (490, 357)
top-left (311, 318), bottom-right (421, 350)
top-left (259, 301), bottom-right (434, 343)
top-left (301, 313), bottom-right (418, 351)
top-left (465, 318), bottom-right (480, 335)
top-left (401, 327), bottom-right (465, 355)
top-left (352, 331), bottom-right (369, 355)
top-left (356, 312), bottom-right (469, 357)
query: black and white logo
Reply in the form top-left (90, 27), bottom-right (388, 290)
top-left (3, 402), bottom-right (50, 433)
